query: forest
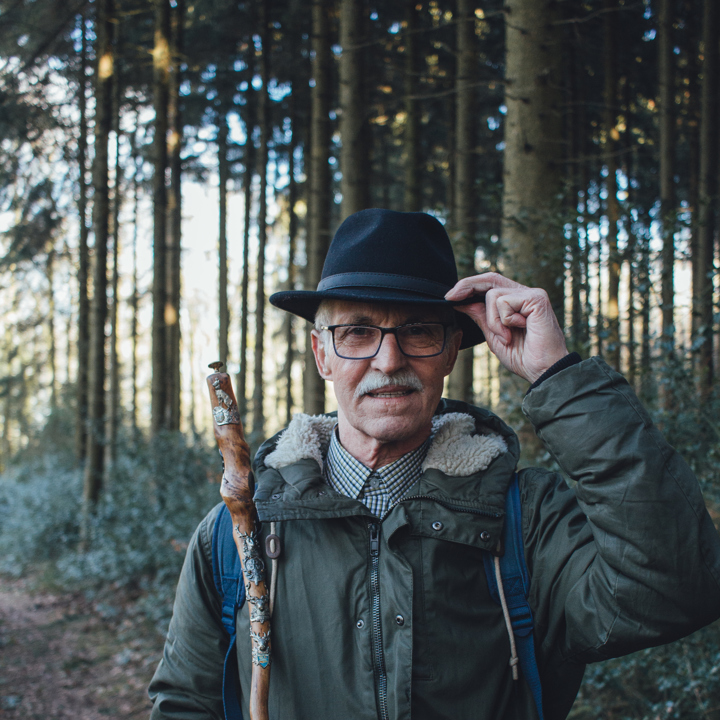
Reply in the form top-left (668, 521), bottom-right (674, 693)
top-left (0, 0), bottom-right (719, 717)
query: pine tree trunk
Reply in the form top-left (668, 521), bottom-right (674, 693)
top-left (603, 0), bottom-right (620, 371)
top-left (447, 0), bottom-right (476, 403)
top-left (501, 0), bottom-right (565, 322)
top-left (83, 0), bottom-right (114, 509)
top-left (218, 109), bottom-right (230, 365)
top-left (108, 44), bottom-right (121, 463)
top-left (131, 117), bottom-right (140, 436)
top-left (150, 0), bottom-right (171, 435)
top-left (285, 88), bottom-right (299, 426)
top-left (238, 91), bottom-right (255, 423)
top-left (697, 0), bottom-right (719, 398)
top-left (339, 0), bottom-right (370, 217)
top-left (166, 0), bottom-right (184, 432)
top-left (304, 0), bottom-right (332, 415)
top-left (658, 0), bottom-right (676, 352)
top-left (252, 0), bottom-right (270, 440)
top-left (403, 0), bottom-right (421, 212)
top-left (47, 248), bottom-right (57, 410)
top-left (567, 37), bottom-right (583, 352)
top-left (640, 230), bottom-right (652, 399)
top-left (75, 14), bottom-right (90, 462)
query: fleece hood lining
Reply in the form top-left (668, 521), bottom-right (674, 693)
top-left (264, 411), bottom-right (507, 477)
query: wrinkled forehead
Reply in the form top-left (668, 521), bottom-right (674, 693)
top-left (320, 299), bottom-right (450, 326)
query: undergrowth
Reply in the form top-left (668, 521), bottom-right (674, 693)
top-left (0, 412), bottom-right (221, 632)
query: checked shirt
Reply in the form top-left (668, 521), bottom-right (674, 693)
top-left (324, 426), bottom-right (430, 519)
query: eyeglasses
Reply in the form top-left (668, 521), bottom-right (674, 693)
top-left (319, 323), bottom-right (449, 359)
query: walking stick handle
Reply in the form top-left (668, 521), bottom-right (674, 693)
top-left (207, 363), bottom-right (271, 720)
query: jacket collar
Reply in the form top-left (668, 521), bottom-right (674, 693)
top-left (252, 400), bottom-right (520, 524)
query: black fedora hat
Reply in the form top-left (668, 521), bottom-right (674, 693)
top-left (269, 208), bottom-right (484, 350)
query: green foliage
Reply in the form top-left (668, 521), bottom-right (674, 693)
top-left (0, 430), bottom-right (221, 628)
top-left (571, 624), bottom-right (720, 720)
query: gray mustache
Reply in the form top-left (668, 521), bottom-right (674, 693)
top-left (354, 370), bottom-right (423, 399)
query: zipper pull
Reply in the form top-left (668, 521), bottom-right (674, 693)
top-left (369, 522), bottom-right (380, 556)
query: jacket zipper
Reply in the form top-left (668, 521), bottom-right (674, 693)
top-left (400, 494), bottom-right (502, 518)
top-left (368, 521), bottom-right (389, 720)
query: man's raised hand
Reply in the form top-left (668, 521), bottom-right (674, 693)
top-left (445, 273), bottom-right (569, 384)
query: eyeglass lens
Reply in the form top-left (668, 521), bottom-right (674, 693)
top-left (333, 324), bottom-right (445, 358)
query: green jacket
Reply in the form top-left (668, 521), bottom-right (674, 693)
top-left (149, 358), bottom-right (720, 720)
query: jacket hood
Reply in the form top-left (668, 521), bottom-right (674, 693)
top-left (252, 399), bottom-right (521, 524)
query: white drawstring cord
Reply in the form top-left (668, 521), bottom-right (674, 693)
top-left (269, 521), bottom-right (278, 616)
top-left (494, 555), bottom-right (519, 681)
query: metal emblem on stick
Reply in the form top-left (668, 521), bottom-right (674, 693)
top-left (251, 629), bottom-right (272, 668)
top-left (248, 593), bottom-right (271, 624)
top-left (236, 527), bottom-right (266, 587)
top-left (211, 377), bottom-right (241, 426)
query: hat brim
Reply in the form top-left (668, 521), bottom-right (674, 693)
top-left (269, 288), bottom-right (485, 350)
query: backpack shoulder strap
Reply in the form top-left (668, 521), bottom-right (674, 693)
top-left (483, 473), bottom-right (544, 720)
top-left (211, 504), bottom-right (246, 720)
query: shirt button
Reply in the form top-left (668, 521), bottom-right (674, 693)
top-left (480, 531), bottom-right (491, 542)
top-left (356, 619), bottom-right (365, 629)
top-left (432, 521), bottom-right (443, 531)
top-left (395, 614), bottom-right (405, 626)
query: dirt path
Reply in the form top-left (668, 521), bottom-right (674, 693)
top-left (0, 578), bottom-right (164, 719)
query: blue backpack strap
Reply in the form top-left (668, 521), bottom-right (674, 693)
top-left (483, 474), bottom-right (544, 720)
top-left (211, 504), bottom-right (246, 720)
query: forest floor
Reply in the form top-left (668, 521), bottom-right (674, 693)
top-left (0, 576), bottom-right (164, 719)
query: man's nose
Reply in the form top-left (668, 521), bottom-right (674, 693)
top-left (371, 331), bottom-right (407, 373)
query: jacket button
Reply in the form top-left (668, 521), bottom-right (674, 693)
top-left (480, 531), bottom-right (491, 542)
top-left (395, 614), bottom-right (404, 626)
top-left (356, 619), bottom-right (365, 629)
top-left (432, 521), bottom-right (443, 531)
top-left (271, 493), bottom-right (282, 500)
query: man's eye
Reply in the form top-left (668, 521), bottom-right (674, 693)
top-left (347, 326), bottom-right (372, 336)
top-left (405, 325), bottom-right (432, 336)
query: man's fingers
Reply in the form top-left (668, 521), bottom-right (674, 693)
top-left (496, 295), bottom-right (529, 328)
top-left (445, 272), bottom-right (523, 300)
top-left (483, 289), bottom-right (513, 345)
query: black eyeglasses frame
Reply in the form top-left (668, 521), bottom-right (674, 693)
top-left (318, 322), bottom-right (450, 360)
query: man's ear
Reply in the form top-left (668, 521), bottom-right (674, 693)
top-left (442, 329), bottom-right (463, 377)
top-left (311, 329), bottom-right (333, 380)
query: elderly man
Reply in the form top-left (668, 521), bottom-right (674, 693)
top-left (150, 209), bottom-right (720, 720)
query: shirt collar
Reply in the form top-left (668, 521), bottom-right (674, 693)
top-left (324, 425), bottom-right (430, 503)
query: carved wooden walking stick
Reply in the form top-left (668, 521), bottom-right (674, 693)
top-left (207, 362), bottom-right (271, 720)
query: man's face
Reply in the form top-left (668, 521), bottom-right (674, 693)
top-left (311, 301), bottom-right (462, 453)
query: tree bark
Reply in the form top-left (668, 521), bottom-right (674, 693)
top-left (339, 0), bottom-right (370, 217)
top-left (75, 14), bottom-right (90, 462)
top-left (150, 0), bottom-right (171, 435)
top-left (697, 0), bottom-right (719, 398)
top-left (218, 108), bottom-right (230, 365)
top-left (447, 0), bottom-right (477, 403)
top-left (83, 0), bottom-right (114, 508)
top-left (403, 0), bottom-right (421, 212)
top-left (238, 90), bottom-right (255, 423)
top-left (108, 31), bottom-right (121, 463)
top-left (166, 0), bottom-right (184, 431)
top-left (252, 0), bottom-right (270, 440)
top-left (658, 0), bottom-right (676, 353)
top-left (603, 0), bottom-right (620, 371)
top-left (47, 247), bottom-right (57, 410)
top-left (501, 0), bottom-right (565, 323)
top-left (304, 0), bottom-right (332, 415)
top-left (285, 87), bottom-right (299, 426)
top-left (130, 114), bottom-right (141, 436)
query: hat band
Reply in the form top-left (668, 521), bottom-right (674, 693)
top-left (317, 272), bottom-right (450, 298)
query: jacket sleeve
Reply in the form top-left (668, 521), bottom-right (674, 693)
top-left (520, 356), bottom-right (720, 665)
top-left (149, 504), bottom-right (227, 719)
